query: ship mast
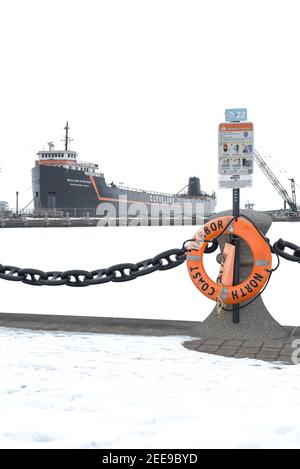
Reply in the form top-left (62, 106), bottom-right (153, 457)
top-left (63, 121), bottom-right (73, 151)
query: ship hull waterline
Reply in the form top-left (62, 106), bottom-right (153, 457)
top-left (32, 166), bottom-right (217, 222)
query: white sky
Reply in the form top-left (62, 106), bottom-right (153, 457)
top-left (0, 0), bottom-right (300, 211)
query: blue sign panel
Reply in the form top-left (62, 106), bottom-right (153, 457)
top-left (225, 108), bottom-right (247, 122)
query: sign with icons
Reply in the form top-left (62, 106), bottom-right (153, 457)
top-left (218, 122), bottom-right (254, 188)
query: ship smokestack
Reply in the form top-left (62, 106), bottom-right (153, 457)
top-left (188, 177), bottom-right (201, 196)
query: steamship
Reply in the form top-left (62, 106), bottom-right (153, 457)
top-left (32, 123), bottom-right (216, 218)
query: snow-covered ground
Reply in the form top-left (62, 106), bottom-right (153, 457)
top-left (1, 328), bottom-right (300, 449)
top-left (1, 222), bottom-right (300, 449)
top-left (0, 222), bottom-right (299, 324)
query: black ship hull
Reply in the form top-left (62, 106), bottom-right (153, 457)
top-left (32, 166), bottom-right (216, 218)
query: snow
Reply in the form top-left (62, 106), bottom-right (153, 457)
top-left (1, 222), bottom-right (300, 449)
top-left (1, 328), bottom-right (300, 449)
top-left (0, 222), bottom-right (299, 325)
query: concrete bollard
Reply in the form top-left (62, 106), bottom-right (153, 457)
top-left (196, 209), bottom-right (289, 341)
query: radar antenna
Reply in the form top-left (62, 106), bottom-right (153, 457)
top-left (61, 121), bottom-right (73, 151)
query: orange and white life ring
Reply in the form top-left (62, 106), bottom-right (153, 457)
top-left (186, 216), bottom-right (272, 304)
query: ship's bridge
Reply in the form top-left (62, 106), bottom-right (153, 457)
top-left (37, 150), bottom-right (78, 165)
top-left (36, 149), bottom-right (102, 175)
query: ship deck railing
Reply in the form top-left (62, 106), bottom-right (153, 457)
top-left (45, 164), bottom-right (215, 200)
top-left (113, 184), bottom-right (214, 199)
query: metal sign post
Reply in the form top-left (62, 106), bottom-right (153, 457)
top-left (218, 109), bottom-right (254, 323)
top-left (232, 187), bottom-right (240, 323)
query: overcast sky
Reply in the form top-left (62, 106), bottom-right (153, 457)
top-left (1, 0), bottom-right (300, 211)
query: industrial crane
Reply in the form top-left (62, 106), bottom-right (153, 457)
top-left (254, 149), bottom-right (298, 212)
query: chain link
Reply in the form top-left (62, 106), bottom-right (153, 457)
top-left (39, 271), bottom-right (68, 286)
top-left (0, 265), bottom-right (26, 282)
top-left (152, 249), bottom-right (186, 271)
top-left (105, 263), bottom-right (139, 282)
top-left (0, 247), bottom-right (187, 287)
top-left (61, 270), bottom-right (94, 287)
top-left (84, 269), bottom-right (114, 285)
top-left (18, 268), bottom-right (48, 286)
top-left (273, 238), bottom-right (300, 262)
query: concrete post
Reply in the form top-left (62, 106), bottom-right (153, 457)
top-left (196, 209), bottom-right (289, 341)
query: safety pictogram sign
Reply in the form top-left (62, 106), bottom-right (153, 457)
top-left (218, 122), bottom-right (254, 189)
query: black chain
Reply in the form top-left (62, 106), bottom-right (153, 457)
top-left (1, 224), bottom-right (299, 289)
top-left (0, 247), bottom-right (187, 287)
top-left (272, 238), bottom-right (300, 262)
